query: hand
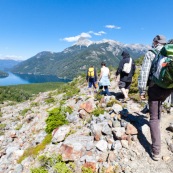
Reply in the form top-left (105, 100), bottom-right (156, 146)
top-left (140, 94), bottom-right (146, 100)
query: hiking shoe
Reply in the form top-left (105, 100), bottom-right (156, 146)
top-left (166, 108), bottom-right (171, 114)
top-left (152, 152), bottom-right (160, 161)
top-left (141, 105), bottom-right (149, 114)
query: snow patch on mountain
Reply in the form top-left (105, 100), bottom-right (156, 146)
top-left (75, 37), bottom-right (93, 47)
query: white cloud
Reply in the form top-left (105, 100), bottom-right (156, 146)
top-left (63, 30), bottom-right (106, 43)
top-left (63, 32), bottom-right (91, 42)
top-left (89, 31), bottom-right (106, 36)
top-left (105, 25), bottom-right (121, 29)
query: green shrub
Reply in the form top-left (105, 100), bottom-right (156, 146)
top-left (45, 97), bottom-right (55, 104)
top-left (31, 102), bottom-right (39, 107)
top-left (129, 68), bottom-right (141, 102)
top-left (18, 134), bottom-right (52, 163)
top-left (82, 167), bottom-right (94, 173)
top-left (0, 87), bottom-right (31, 103)
top-left (94, 93), bottom-right (104, 102)
top-left (92, 107), bottom-right (104, 117)
top-left (106, 99), bottom-right (120, 107)
top-left (33, 154), bottom-right (76, 173)
top-left (54, 162), bottom-right (73, 173)
top-left (0, 124), bottom-right (6, 130)
top-left (15, 123), bottom-right (23, 130)
top-left (31, 167), bottom-right (48, 173)
top-left (45, 107), bottom-right (68, 134)
top-left (20, 108), bottom-right (31, 116)
top-left (38, 154), bottom-right (62, 167)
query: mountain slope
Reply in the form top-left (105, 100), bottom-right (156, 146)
top-left (0, 73), bottom-right (173, 173)
top-left (0, 59), bottom-right (21, 71)
top-left (12, 39), bottom-right (149, 79)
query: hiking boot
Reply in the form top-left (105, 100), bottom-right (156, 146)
top-left (152, 152), bottom-right (160, 161)
top-left (141, 104), bottom-right (149, 114)
top-left (166, 108), bottom-right (171, 114)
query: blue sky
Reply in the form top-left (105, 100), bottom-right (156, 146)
top-left (0, 0), bottom-right (173, 60)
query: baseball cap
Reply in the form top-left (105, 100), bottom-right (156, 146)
top-left (153, 35), bottom-right (167, 44)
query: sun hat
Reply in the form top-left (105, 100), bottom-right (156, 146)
top-left (153, 35), bottom-right (167, 44)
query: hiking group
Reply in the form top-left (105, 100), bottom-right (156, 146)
top-left (86, 34), bottom-right (173, 161)
top-left (86, 50), bottom-right (136, 102)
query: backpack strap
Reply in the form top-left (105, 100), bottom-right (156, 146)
top-left (149, 48), bottom-right (159, 55)
top-left (149, 49), bottom-right (160, 80)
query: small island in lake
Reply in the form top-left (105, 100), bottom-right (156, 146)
top-left (0, 70), bottom-right (9, 78)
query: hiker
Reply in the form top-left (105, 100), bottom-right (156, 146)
top-left (115, 51), bottom-right (136, 102)
top-left (138, 35), bottom-right (172, 161)
top-left (86, 65), bottom-right (97, 95)
top-left (98, 62), bottom-right (111, 96)
top-left (141, 38), bottom-right (173, 114)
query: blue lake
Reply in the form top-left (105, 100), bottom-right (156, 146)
top-left (0, 72), bottom-right (71, 86)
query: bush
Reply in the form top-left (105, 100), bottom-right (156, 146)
top-left (31, 167), bottom-right (48, 173)
top-left (45, 107), bottom-right (69, 134)
top-left (18, 134), bottom-right (52, 163)
top-left (129, 68), bottom-right (141, 102)
top-left (38, 154), bottom-right (62, 167)
top-left (82, 167), bottom-right (94, 173)
top-left (32, 154), bottom-right (76, 173)
top-left (92, 107), bottom-right (104, 117)
top-left (54, 162), bottom-right (73, 173)
top-left (0, 87), bottom-right (31, 103)
top-left (20, 108), bottom-right (31, 116)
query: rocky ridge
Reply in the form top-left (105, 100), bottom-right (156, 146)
top-left (0, 75), bottom-right (173, 173)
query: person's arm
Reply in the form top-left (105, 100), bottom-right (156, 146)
top-left (115, 59), bottom-right (124, 81)
top-left (138, 51), bottom-right (155, 98)
top-left (108, 68), bottom-right (110, 78)
top-left (86, 69), bottom-right (88, 81)
top-left (94, 68), bottom-right (97, 82)
top-left (99, 68), bottom-right (103, 81)
top-left (115, 59), bottom-right (124, 76)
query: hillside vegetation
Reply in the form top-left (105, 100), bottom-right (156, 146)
top-left (0, 82), bottom-right (65, 103)
top-left (1, 67), bottom-right (173, 173)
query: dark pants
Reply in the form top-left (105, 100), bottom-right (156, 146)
top-left (148, 84), bottom-right (172, 155)
top-left (99, 86), bottom-right (110, 96)
top-left (88, 78), bottom-right (96, 89)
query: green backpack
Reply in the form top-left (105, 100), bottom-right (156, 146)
top-left (151, 44), bottom-right (173, 88)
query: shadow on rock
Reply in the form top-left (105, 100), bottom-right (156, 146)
top-left (120, 109), bottom-right (152, 158)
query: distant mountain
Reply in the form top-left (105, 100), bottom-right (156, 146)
top-left (11, 39), bottom-right (150, 79)
top-left (0, 59), bottom-right (22, 71)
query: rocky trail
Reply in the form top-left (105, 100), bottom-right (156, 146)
top-left (0, 78), bottom-right (173, 173)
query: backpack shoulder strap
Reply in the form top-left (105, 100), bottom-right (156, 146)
top-left (149, 48), bottom-right (159, 55)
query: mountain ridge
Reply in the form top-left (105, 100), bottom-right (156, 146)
top-left (11, 39), bottom-right (150, 79)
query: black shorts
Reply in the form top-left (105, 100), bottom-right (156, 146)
top-left (118, 81), bottom-right (131, 89)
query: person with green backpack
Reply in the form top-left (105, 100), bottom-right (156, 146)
top-left (138, 35), bottom-right (173, 161)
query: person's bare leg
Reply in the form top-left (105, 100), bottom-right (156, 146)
top-left (121, 88), bottom-right (128, 99)
top-left (126, 89), bottom-right (129, 98)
